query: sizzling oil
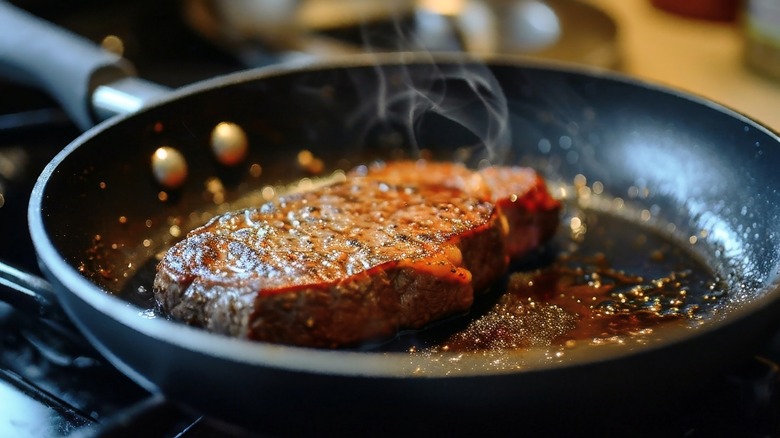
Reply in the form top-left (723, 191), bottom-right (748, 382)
top-left (387, 207), bottom-right (724, 355)
top-left (434, 256), bottom-right (707, 353)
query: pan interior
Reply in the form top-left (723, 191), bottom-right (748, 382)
top-left (35, 57), bottom-right (780, 375)
top-left (112, 188), bottom-right (732, 369)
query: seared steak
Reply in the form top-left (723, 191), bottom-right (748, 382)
top-left (153, 161), bottom-right (560, 348)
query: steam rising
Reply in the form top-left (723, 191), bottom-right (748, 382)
top-left (366, 59), bottom-right (511, 162)
top-left (345, 6), bottom-right (512, 164)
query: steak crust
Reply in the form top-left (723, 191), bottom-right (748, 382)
top-left (153, 161), bottom-right (560, 348)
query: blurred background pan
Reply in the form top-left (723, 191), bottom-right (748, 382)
top-left (182, 0), bottom-right (621, 68)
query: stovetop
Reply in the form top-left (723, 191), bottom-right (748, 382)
top-left (1, 1), bottom-right (780, 436)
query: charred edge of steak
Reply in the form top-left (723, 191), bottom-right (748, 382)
top-left (248, 262), bottom-right (474, 348)
top-left (154, 256), bottom-right (476, 348)
top-left (495, 174), bottom-right (562, 259)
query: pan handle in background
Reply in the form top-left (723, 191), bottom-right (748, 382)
top-left (0, 2), bottom-right (170, 130)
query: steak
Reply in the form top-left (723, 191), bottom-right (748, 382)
top-left (153, 160), bottom-right (561, 348)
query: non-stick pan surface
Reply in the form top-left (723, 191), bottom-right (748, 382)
top-left (22, 52), bottom-right (780, 433)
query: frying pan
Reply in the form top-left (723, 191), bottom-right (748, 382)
top-left (2, 2), bottom-right (780, 435)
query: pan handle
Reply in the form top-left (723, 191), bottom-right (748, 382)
top-left (0, 260), bottom-right (68, 323)
top-left (0, 260), bottom-right (103, 354)
top-left (0, 2), bottom-right (169, 130)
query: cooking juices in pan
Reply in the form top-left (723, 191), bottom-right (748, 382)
top-left (402, 207), bottom-right (723, 355)
top-left (110, 168), bottom-right (727, 357)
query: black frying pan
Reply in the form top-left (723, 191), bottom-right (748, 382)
top-left (2, 3), bottom-right (780, 435)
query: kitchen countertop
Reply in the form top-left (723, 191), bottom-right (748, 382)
top-left (586, 0), bottom-right (780, 131)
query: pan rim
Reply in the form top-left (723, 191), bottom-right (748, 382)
top-left (27, 52), bottom-right (780, 378)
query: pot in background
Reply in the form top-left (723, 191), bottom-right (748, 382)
top-left (744, 0), bottom-right (780, 81)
